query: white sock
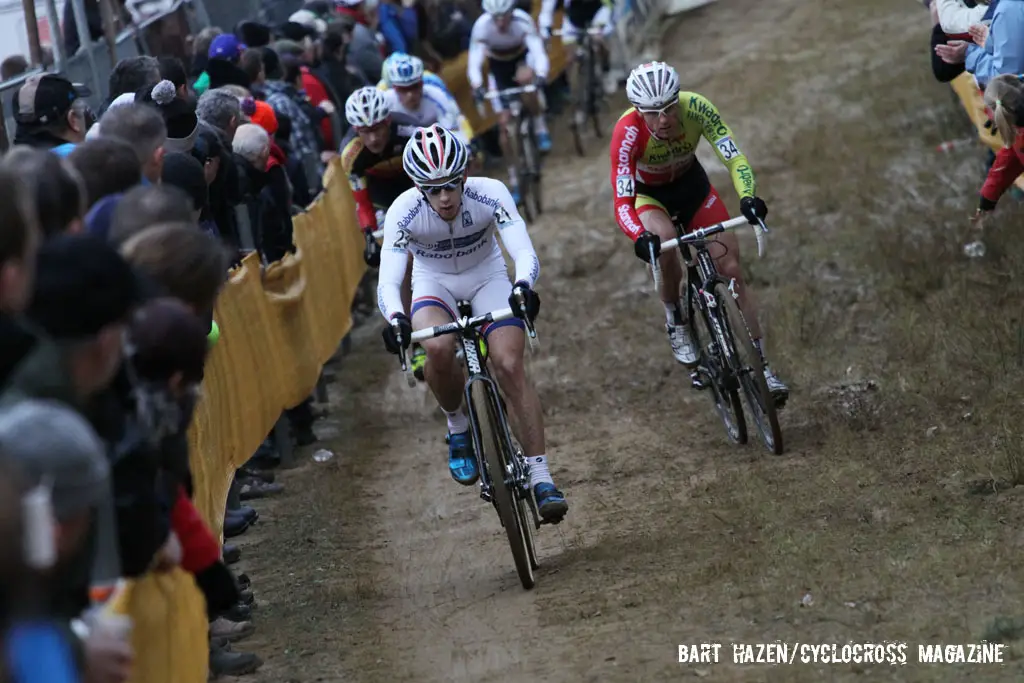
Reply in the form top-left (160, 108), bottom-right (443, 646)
top-left (533, 116), bottom-right (548, 135)
top-left (528, 455), bottom-right (553, 487)
top-left (445, 408), bottom-right (469, 434)
top-left (663, 301), bottom-right (683, 326)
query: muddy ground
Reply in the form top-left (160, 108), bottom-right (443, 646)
top-left (231, 0), bottom-right (1024, 680)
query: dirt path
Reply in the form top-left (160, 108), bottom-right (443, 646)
top-left (236, 1), bottom-right (1024, 681)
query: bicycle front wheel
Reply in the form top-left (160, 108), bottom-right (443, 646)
top-left (687, 280), bottom-right (747, 445)
top-left (471, 382), bottom-right (536, 589)
top-left (714, 282), bottom-right (784, 455)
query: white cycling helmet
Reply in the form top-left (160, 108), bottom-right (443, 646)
top-left (482, 0), bottom-right (516, 15)
top-left (625, 61), bottom-right (680, 110)
top-left (345, 86), bottom-right (390, 128)
top-left (385, 53), bottom-right (424, 87)
top-left (403, 124), bottom-right (470, 185)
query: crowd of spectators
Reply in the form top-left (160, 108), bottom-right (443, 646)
top-left (927, 0), bottom-right (1024, 251)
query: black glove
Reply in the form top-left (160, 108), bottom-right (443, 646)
top-left (740, 196), bottom-right (768, 224)
top-left (634, 230), bottom-right (661, 262)
top-left (473, 86), bottom-right (487, 105)
top-left (382, 313), bottom-right (412, 355)
top-left (534, 75), bottom-right (547, 89)
top-left (509, 281), bottom-right (540, 322)
top-left (363, 230), bottom-right (381, 268)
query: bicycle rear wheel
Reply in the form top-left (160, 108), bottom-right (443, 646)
top-left (522, 121), bottom-right (543, 219)
top-left (471, 382), bottom-right (536, 589)
top-left (687, 280), bottom-right (747, 445)
top-left (714, 282), bottom-right (784, 455)
top-left (586, 44), bottom-right (603, 138)
top-left (569, 52), bottom-right (588, 156)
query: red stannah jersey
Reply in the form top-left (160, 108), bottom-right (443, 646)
top-left (609, 92), bottom-right (756, 241)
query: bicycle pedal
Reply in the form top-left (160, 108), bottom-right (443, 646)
top-left (690, 370), bottom-right (708, 390)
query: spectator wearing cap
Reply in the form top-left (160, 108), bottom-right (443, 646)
top-left (247, 104), bottom-right (295, 260)
top-left (105, 56), bottom-right (161, 113)
top-left (95, 103), bottom-right (167, 184)
top-left (207, 34), bottom-right (253, 92)
top-left (0, 400), bottom-right (130, 683)
top-left (66, 137), bottom-right (143, 210)
top-left (11, 74), bottom-right (92, 151)
top-left (334, 0), bottom-right (385, 84)
top-left (137, 79), bottom-right (200, 152)
top-left (277, 36), bottom-right (344, 151)
top-left (108, 184), bottom-right (196, 246)
top-left (1, 147), bottom-right (87, 238)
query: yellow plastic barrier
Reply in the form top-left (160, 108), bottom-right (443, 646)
top-left (950, 72), bottom-right (1024, 192)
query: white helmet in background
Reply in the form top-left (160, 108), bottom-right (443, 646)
top-left (403, 124), bottom-right (470, 185)
top-left (345, 86), bottom-right (390, 128)
top-left (625, 61), bottom-right (680, 110)
top-left (482, 0), bottom-right (516, 16)
top-left (385, 53), bottom-right (425, 87)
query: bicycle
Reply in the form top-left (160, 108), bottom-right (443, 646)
top-left (390, 290), bottom-right (545, 589)
top-left (645, 213), bottom-right (784, 455)
top-left (479, 85), bottom-right (545, 223)
top-left (552, 26), bottom-right (607, 156)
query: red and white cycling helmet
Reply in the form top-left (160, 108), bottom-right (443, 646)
top-left (625, 61), bottom-right (680, 111)
top-left (345, 86), bottom-right (390, 128)
top-left (403, 124), bottom-right (470, 185)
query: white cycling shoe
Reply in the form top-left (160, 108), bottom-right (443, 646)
top-left (763, 366), bottom-right (790, 408)
top-left (666, 322), bottom-right (699, 366)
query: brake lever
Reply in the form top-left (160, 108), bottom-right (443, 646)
top-left (514, 289), bottom-right (539, 352)
top-left (392, 321), bottom-right (417, 387)
top-left (751, 216), bottom-right (768, 259)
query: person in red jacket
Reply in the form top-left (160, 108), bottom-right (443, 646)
top-left (973, 73), bottom-right (1024, 228)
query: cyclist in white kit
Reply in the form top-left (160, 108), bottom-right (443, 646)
top-left (377, 124), bottom-right (568, 522)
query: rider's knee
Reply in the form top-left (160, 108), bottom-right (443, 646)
top-left (422, 337), bottom-right (457, 369)
top-left (717, 256), bottom-right (742, 283)
top-left (489, 348), bottom-right (525, 388)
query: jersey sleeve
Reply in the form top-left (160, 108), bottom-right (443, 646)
top-left (340, 137), bottom-right (379, 233)
top-left (377, 194), bottom-right (414, 321)
top-left (538, 0), bottom-right (556, 31)
top-left (487, 180), bottom-right (540, 287)
top-left (609, 115), bottom-right (645, 240)
top-left (467, 18), bottom-right (488, 89)
top-left (980, 144), bottom-right (1024, 207)
top-left (522, 16), bottom-right (550, 79)
top-left (687, 93), bottom-right (756, 201)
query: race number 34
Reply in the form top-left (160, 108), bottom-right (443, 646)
top-left (616, 175), bottom-right (635, 198)
top-left (715, 137), bottom-right (740, 161)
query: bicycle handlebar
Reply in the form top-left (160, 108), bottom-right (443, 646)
top-left (482, 84), bottom-right (539, 100)
top-left (649, 215), bottom-right (768, 292)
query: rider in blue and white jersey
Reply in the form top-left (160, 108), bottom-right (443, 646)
top-left (377, 124), bottom-right (568, 523)
top-left (380, 53), bottom-right (472, 145)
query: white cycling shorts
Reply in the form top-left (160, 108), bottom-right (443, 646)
top-left (409, 258), bottom-right (524, 336)
top-left (561, 5), bottom-right (613, 44)
top-left (486, 49), bottom-right (547, 114)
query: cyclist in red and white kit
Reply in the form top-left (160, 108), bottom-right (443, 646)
top-left (609, 61), bottom-right (789, 405)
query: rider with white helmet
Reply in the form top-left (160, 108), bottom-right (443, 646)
top-left (538, 0), bottom-right (616, 93)
top-left (467, 0), bottom-right (552, 203)
top-left (380, 53), bottom-right (471, 146)
top-left (610, 61), bottom-right (789, 405)
top-left (378, 124), bottom-right (568, 523)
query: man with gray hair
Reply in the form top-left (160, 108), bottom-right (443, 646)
top-left (197, 87), bottom-right (242, 142)
top-left (232, 123), bottom-right (270, 168)
top-left (95, 103), bottom-right (167, 184)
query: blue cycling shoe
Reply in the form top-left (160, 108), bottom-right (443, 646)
top-left (447, 431), bottom-right (479, 485)
top-left (533, 483), bottom-right (568, 523)
top-left (536, 131), bottom-right (552, 153)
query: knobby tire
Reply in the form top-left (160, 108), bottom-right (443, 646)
top-left (471, 383), bottom-right (536, 589)
top-left (714, 282), bottom-right (784, 454)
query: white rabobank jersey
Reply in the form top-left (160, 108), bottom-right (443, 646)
top-left (467, 9), bottom-right (550, 89)
top-left (383, 84), bottom-right (468, 144)
top-left (377, 177), bottom-right (540, 320)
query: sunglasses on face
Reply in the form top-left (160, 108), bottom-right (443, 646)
top-left (420, 177), bottom-right (463, 195)
top-left (638, 102), bottom-right (678, 117)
